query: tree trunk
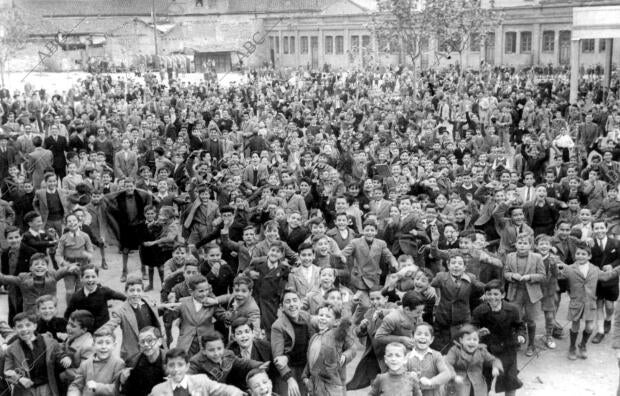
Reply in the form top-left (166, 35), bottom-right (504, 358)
top-left (0, 59), bottom-right (5, 87)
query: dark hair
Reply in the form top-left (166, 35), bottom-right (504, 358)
top-left (297, 242), bottom-right (314, 253)
top-left (231, 316), bottom-right (253, 333)
top-left (401, 290), bottom-right (426, 310)
top-left (24, 211), bottom-right (41, 225)
top-left (139, 326), bottom-right (162, 338)
top-left (233, 274), bottom-right (253, 290)
top-left (188, 274), bottom-right (209, 290)
top-left (4, 225), bottom-right (19, 237)
top-left (165, 347), bottom-right (189, 363)
top-left (69, 310), bottom-right (95, 332)
top-left (414, 322), bottom-right (434, 337)
top-left (80, 264), bottom-right (99, 276)
top-left (125, 274), bottom-right (144, 291)
top-left (29, 252), bottom-right (48, 267)
top-left (199, 330), bottom-right (224, 347)
top-left (13, 312), bottom-right (37, 325)
top-left (280, 287), bottom-right (299, 303)
top-left (484, 279), bottom-right (504, 293)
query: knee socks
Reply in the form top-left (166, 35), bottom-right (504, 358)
top-left (569, 330), bottom-right (578, 348)
top-left (580, 331), bottom-right (591, 347)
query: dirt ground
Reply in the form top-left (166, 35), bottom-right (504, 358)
top-left (6, 248), bottom-right (615, 396)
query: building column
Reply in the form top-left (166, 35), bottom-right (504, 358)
top-left (604, 38), bottom-right (613, 89)
top-left (344, 28), bottom-right (349, 65)
top-left (318, 28), bottom-right (323, 67)
top-left (495, 26), bottom-right (503, 65)
top-left (532, 23), bottom-right (540, 65)
top-left (570, 39), bottom-right (580, 103)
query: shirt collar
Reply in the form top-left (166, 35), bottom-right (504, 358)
top-left (129, 299), bottom-right (144, 309)
top-left (408, 348), bottom-right (433, 361)
top-left (192, 298), bottom-right (203, 311)
top-left (84, 285), bottom-right (98, 297)
top-left (171, 376), bottom-right (188, 390)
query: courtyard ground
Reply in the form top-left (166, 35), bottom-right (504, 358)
top-left (0, 248), bottom-right (613, 396)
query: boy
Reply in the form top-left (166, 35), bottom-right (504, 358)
top-left (2, 226), bottom-right (23, 323)
top-left (99, 274), bottom-right (163, 360)
top-left (122, 327), bottom-right (166, 396)
top-left (214, 274), bottom-right (261, 338)
top-left (0, 253), bottom-right (79, 313)
top-left (558, 242), bottom-right (620, 360)
top-left (67, 328), bottom-right (125, 396)
top-left (188, 330), bottom-right (266, 386)
top-left (150, 348), bottom-right (244, 396)
top-left (36, 294), bottom-right (67, 342)
top-left (246, 368), bottom-right (278, 396)
top-left (65, 264), bottom-right (127, 329)
top-left (431, 254), bottom-right (484, 351)
top-left (504, 233), bottom-right (546, 356)
top-left (369, 342), bottom-right (422, 396)
top-left (348, 286), bottom-right (391, 390)
top-left (493, 204), bottom-right (534, 256)
top-left (200, 243), bottom-right (234, 297)
top-left (59, 310), bottom-right (95, 387)
top-left (84, 189), bottom-right (107, 269)
top-left (229, 317), bottom-right (275, 380)
top-left (472, 280), bottom-right (526, 396)
top-left (375, 291), bottom-right (427, 370)
top-left (247, 241), bottom-right (292, 334)
top-left (286, 242), bottom-right (321, 297)
top-left (4, 312), bottom-right (70, 396)
top-left (534, 235), bottom-right (563, 349)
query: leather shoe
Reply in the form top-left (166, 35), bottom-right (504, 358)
top-left (101, 261), bottom-right (109, 270)
top-left (591, 333), bottom-right (605, 344)
top-left (120, 274), bottom-right (127, 283)
top-left (568, 346), bottom-right (577, 360)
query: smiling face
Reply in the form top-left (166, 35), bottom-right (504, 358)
top-left (281, 291), bottom-right (301, 320)
top-left (37, 300), bottom-right (56, 321)
top-left (15, 318), bottom-right (36, 342)
top-left (317, 306), bottom-right (336, 332)
top-left (233, 323), bottom-right (254, 349)
top-left (384, 344), bottom-right (406, 372)
top-left (202, 339), bottom-right (225, 364)
top-left (94, 335), bottom-right (115, 359)
top-left (413, 324), bottom-right (434, 352)
top-left (233, 283), bottom-right (252, 305)
top-left (247, 371), bottom-right (273, 396)
top-left (460, 331), bottom-right (480, 353)
top-left (166, 357), bottom-right (189, 383)
top-left (30, 258), bottom-right (48, 278)
top-left (82, 268), bottom-right (98, 290)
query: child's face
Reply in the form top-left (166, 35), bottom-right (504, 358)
top-left (166, 357), bottom-right (189, 383)
top-left (172, 249), bottom-right (186, 262)
top-left (126, 284), bottom-right (144, 305)
top-left (384, 344), bottom-right (406, 372)
top-left (458, 237), bottom-right (473, 250)
top-left (66, 319), bottom-right (86, 338)
top-left (473, 234), bottom-right (486, 250)
top-left (233, 283), bottom-right (251, 305)
top-left (299, 249), bottom-right (315, 267)
top-left (138, 329), bottom-right (161, 356)
top-left (267, 247), bottom-right (283, 262)
top-left (460, 332), bottom-right (480, 353)
top-left (315, 238), bottom-right (330, 256)
top-left (30, 259), bottom-right (48, 277)
top-left (38, 301), bottom-right (56, 321)
top-left (317, 306), bottom-right (336, 332)
top-left (448, 257), bottom-right (465, 277)
top-left (145, 210), bottom-right (156, 222)
top-left (233, 324), bottom-right (254, 350)
top-left (485, 288), bottom-right (504, 309)
top-left (192, 282), bottom-right (212, 302)
top-left (319, 269), bottom-right (336, 288)
top-left (202, 339), bottom-right (225, 364)
top-left (206, 248), bottom-right (222, 264)
top-left (536, 240), bottom-right (551, 255)
top-left (248, 372), bottom-right (273, 396)
top-left (369, 291), bottom-right (387, 308)
top-left (413, 325), bottom-right (434, 351)
top-left (516, 238), bottom-right (531, 253)
top-left (580, 209), bottom-right (593, 223)
top-left (511, 209), bottom-right (525, 225)
top-left (82, 269), bottom-right (98, 289)
top-left (6, 231), bottom-right (21, 248)
top-left (325, 291), bottom-right (343, 310)
top-left (15, 319), bottom-right (36, 341)
top-left (413, 272), bottom-right (430, 291)
top-left (575, 248), bottom-right (591, 264)
top-left (183, 265), bottom-right (198, 280)
top-left (593, 222), bottom-right (608, 239)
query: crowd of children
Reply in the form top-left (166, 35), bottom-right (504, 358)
top-left (0, 63), bottom-right (619, 396)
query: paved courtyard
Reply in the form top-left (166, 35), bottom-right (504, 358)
top-left (2, 248), bottom-right (615, 396)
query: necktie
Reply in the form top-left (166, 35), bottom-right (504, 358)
top-left (241, 347), bottom-right (251, 360)
top-left (599, 239), bottom-right (606, 251)
top-left (526, 187), bottom-right (531, 201)
top-left (253, 168), bottom-right (258, 184)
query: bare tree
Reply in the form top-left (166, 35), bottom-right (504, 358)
top-left (429, 0), bottom-right (503, 73)
top-left (0, 8), bottom-right (29, 86)
top-left (372, 0), bottom-right (436, 94)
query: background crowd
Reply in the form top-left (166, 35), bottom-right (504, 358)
top-left (0, 63), bottom-right (618, 396)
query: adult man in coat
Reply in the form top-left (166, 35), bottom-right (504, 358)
top-left (26, 136), bottom-right (53, 189)
top-left (43, 124), bottom-right (68, 179)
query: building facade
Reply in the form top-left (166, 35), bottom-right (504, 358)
top-left (4, 0), bottom-right (620, 73)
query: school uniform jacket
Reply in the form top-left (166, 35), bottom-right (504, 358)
top-left (99, 299), bottom-right (163, 360)
top-left (341, 237), bottom-right (397, 291)
top-left (60, 332), bottom-right (94, 383)
top-left (326, 227), bottom-right (356, 250)
top-left (174, 296), bottom-right (220, 352)
top-left (32, 188), bottom-right (71, 225)
top-left (559, 263), bottom-right (620, 321)
top-left (493, 203), bottom-right (534, 254)
top-left (591, 237), bottom-right (620, 289)
top-left (67, 355), bottom-right (125, 396)
top-left (149, 374), bottom-right (244, 396)
top-left (271, 310), bottom-right (315, 377)
top-left (4, 333), bottom-right (63, 396)
top-left (287, 265), bottom-right (321, 297)
top-left (431, 272), bottom-right (483, 326)
top-left (445, 343), bottom-right (503, 396)
top-left (504, 252), bottom-right (546, 303)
